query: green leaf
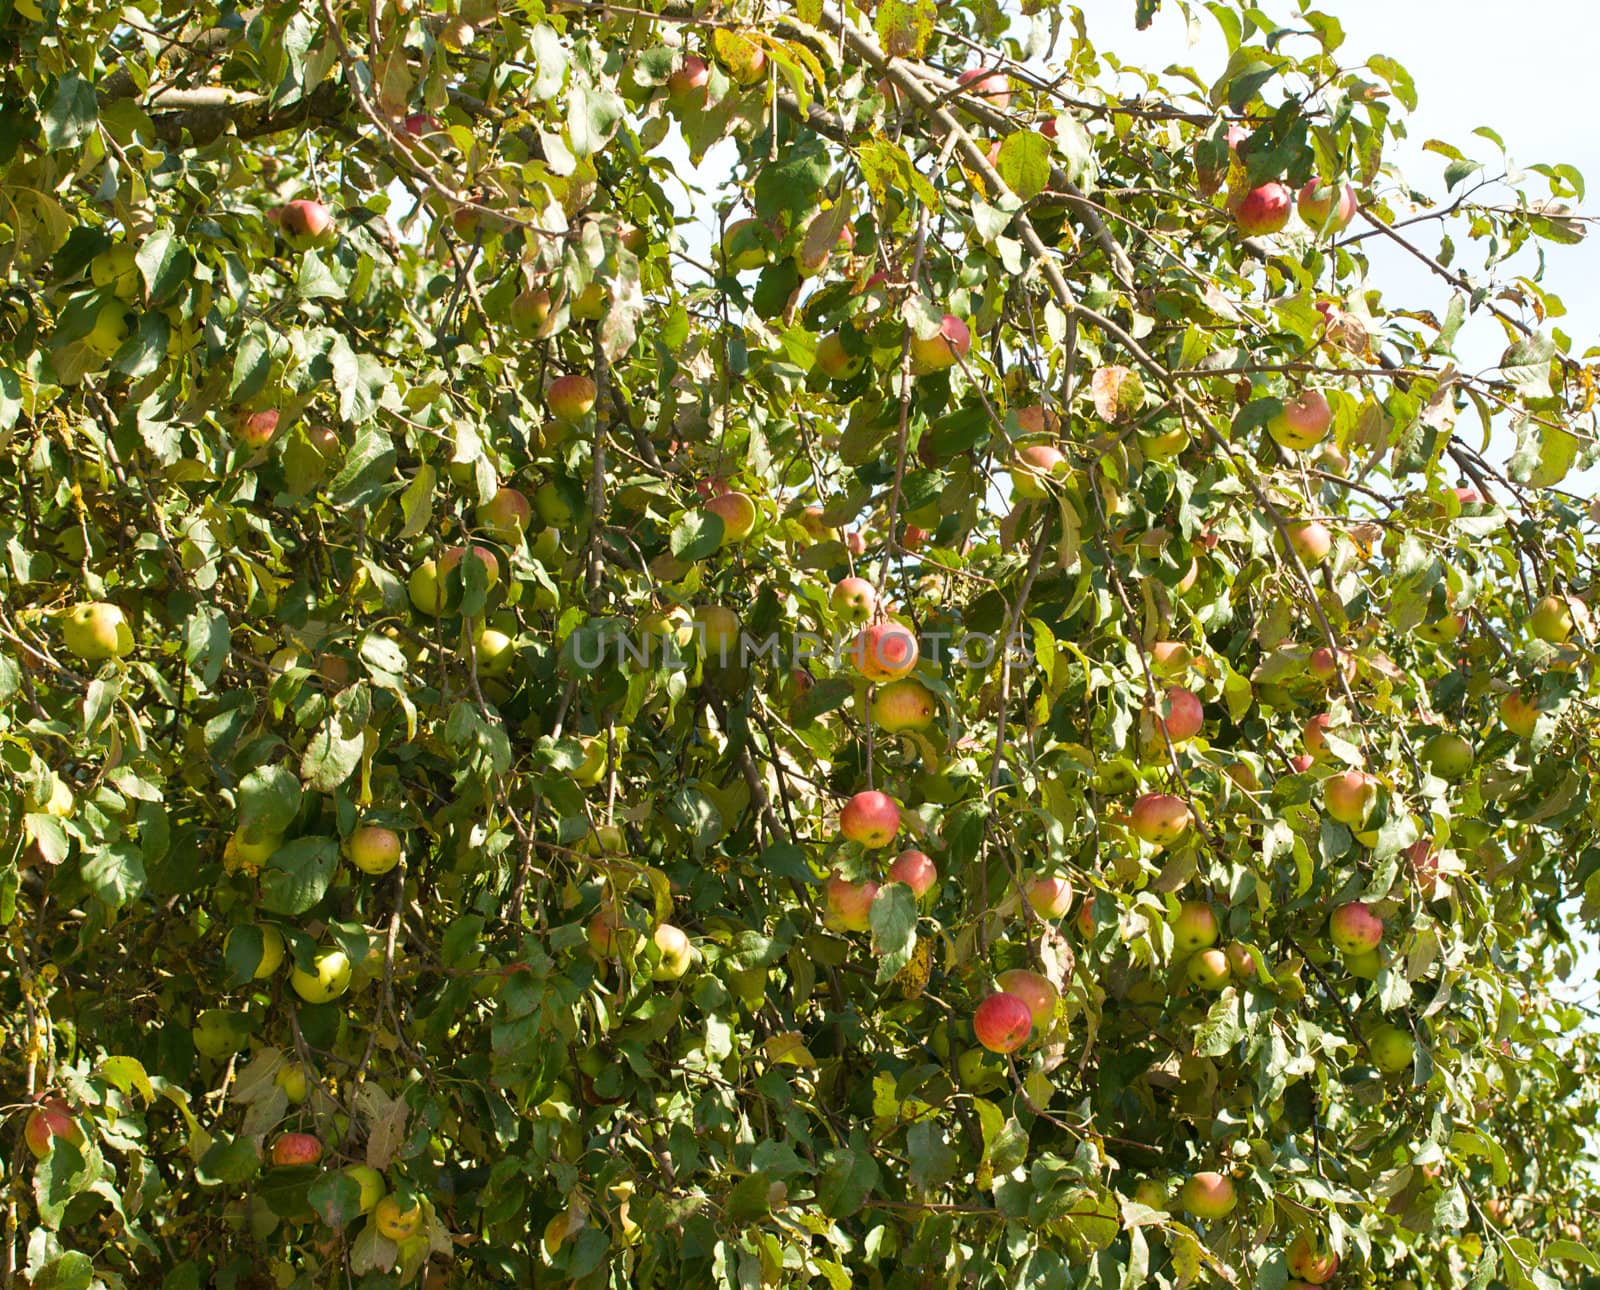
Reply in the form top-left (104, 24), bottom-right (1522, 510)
top-left (907, 1121), bottom-right (957, 1191)
top-left (28, 1250), bottom-right (94, 1290)
top-left (870, 882), bottom-right (918, 984)
top-left (295, 249), bottom-right (344, 301)
top-left (996, 131), bottom-right (1052, 202)
top-left (197, 1135), bottom-right (260, 1186)
top-left (670, 510), bottom-right (723, 561)
top-left (238, 764), bottom-right (302, 838)
top-left (328, 425), bottom-right (396, 508)
top-left (308, 1170), bottom-right (364, 1228)
top-left (42, 73), bottom-right (97, 151)
top-left (135, 227), bottom-right (196, 305)
top-left (816, 1143), bottom-right (880, 1218)
top-left (301, 712), bottom-right (363, 792)
top-left (81, 841), bottom-right (146, 908)
top-left (99, 1055), bottom-right (156, 1106)
top-left (185, 606), bottom-right (232, 688)
top-left (1193, 988), bottom-right (1246, 1057)
top-left (259, 837), bottom-right (339, 916)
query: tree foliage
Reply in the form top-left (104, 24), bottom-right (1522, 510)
top-left (2, 0), bottom-right (1600, 1285)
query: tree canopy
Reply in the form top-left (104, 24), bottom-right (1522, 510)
top-left (3, 0), bottom-right (1600, 1286)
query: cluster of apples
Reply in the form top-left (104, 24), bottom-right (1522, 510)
top-left (1203, 123), bottom-right (1359, 239)
top-left (267, 1133), bottom-right (424, 1240)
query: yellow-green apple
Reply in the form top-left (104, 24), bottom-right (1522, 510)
top-left (1269, 389), bottom-right (1333, 451)
top-left (840, 790), bottom-right (899, 848)
top-left (1530, 594), bottom-right (1574, 643)
top-left (533, 480), bottom-right (574, 528)
top-left (569, 280), bottom-right (606, 320)
top-left (1154, 685), bottom-right (1203, 742)
top-left (224, 828), bottom-right (281, 875)
top-left (910, 314), bottom-right (971, 374)
top-left (475, 627), bottom-right (516, 677)
top-left (1499, 691), bottom-right (1538, 738)
top-left (373, 1194), bottom-right (423, 1241)
top-left (720, 217), bottom-right (770, 270)
top-left (1132, 1177), bottom-right (1171, 1211)
top-left (1345, 948), bottom-right (1381, 979)
top-left (276, 1062), bottom-right (309, 1103)
top-left (1225, 943), bottom-right (1256, 980)
top-left (1149, 641), bottom-right (1192, 676)
top-left (84, 302), bottom-right (130, 356)
top-left (824, 872), bottom-right (880, 932)
top-left (547, 373), bottom-right (597, 423)
top-left (1235, 182), bottom-right (1292, 235)
top-left (290, 948), bottom-right (353, 1003)
top-left (407, 557), bottom-right (447, 615)
top-left (1170, 901), bottom-right (1219, 953)
top-left (1303, 713), bottom-right (1332, 758)
top-left (1179, 1171), bottom-right (1236, 1219)
top-left (61, 602), bottom-right (134, 660)
top-left (995, 970), bottom-right (1057, 1028)
top-left (1187, 948), bottom-right (1231, 990)
top-left (344, 1164), bottom-right (386, 1214)
top-left (270, 1132), bottom-right (323, 1166)
top-left (1298, 181), bottom-right (1357, 234)
top-left (92, 244), bottom-right (140, 300)
top-left (831, 576), bottom-right (876, 622)
top-left (1369, 1023), bottom-right (1415, 1074)
top-left (694, 605), bottom-right (740, 662)
top-left (1414, 612), bottom-right (1465, 644)
top-left (1130, 793), bottom-right (1192, 846)
top-left (1139, 423), bottom-right (1191, 459)
top-left (24, 1100), bottom-right (82, 1159)
top-left (191, 1009), bottom-right (250, 1059)
top-left (347, 825), bottom-right (402, 876)
top-left (1324, 769), bottom-right (1377, 826)
top-left (797, 505), bottom-right (838, 544)
top-left (667, 54), bottom-right (710, 107)
top-left (1328, 901), bottom-right (1383, 955)
top-left (1422, 731), bottom-right (1473, 781)
top-left (477, 487), bottom-right (531, 542)
top-left (650, 923), bottom-right (693, 980)
top-left (1285, 520), bottom-right (1332, 564)
top-left (850, 622), bottom-right (919, 681)
top-left (225, 924), bottom-right (285, 979)
top-left (815, 331), bottom-right (864, 381)
top-left (705, 490), bottom-right (757, 543)
top-left (871, 677), bottom-right (937, 732)
top-left (1026, 874), bottom-right (1074, 919)
top-left (1009, 444), bottom-right (1065, 499)
top-left (957, 68), bottom-right (1011, 109)
top-left (509, 287), bottom-right (552, 335)
top-left (973, 991), bottom-right (1033, 1053)
top-left (887, 849), bottom-right (937, 898)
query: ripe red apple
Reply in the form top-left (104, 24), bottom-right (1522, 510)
top-left (995, 970), bottom-right (1057, 1027)
top-left (24, 1100), bottom-right (81, 1159)
top-left (274, 198), bottom-right (333, 241)
top-left (236, 409), bottom-right (280, 448)
top-left (887, 849), bottom-right (938, 898)
top-left (667, 54), bottom-right (710, 106)
top-left (1287, 1230), bottom-right (1340, 1283)
top-left (845, 530), bottom-right (867, 557)
top-left (957, 68), bottom-right (1011, 110)
top-left (477, 487), bottom-right (531, 542)
top-left (1285, 520), bottom-right (1333, 564)
top-left (902, 525), bottom-right (929, 550)
top-left (1499, 691), bottom-right (1538, 738)
top-left (1324, 769), bottom-right (1377, 827)
top-left (910, 314), bottom-right (971, 375)
top-left (1009, 444), bottom-right (1066, 499)
top-left (871, 677), bottom-right (937, 732)
top-left (1129, 793), bottom-right (1192, 846)
top-left (1187, 947), bottom-right (1231, 991)
top-left (1170, 901), bottom-right (1219, 953)
top-left (1026, 874), bottom-right (1074, 919)
top-left (1298, 180), bottom-right (1357, 234)
top-left (547, 373), bottom-right (597, 423)
top-left (824, 872), bottom-right (880, 932)
top-left (270, 1132), bottom-right (323, 1167)
top-left (831, 576), bottom-right (876, 622)
top-left (1075, 899), bottom-right (1097, 939)
top-left (1155, 685), bottom-right (1204, 742)
top-left (973, 991), bottom-right (1033, 1053)
top-left (1328, 901), bottom-right (1383, 955)
top-left (815, 331), bottom-right (865, 381)
top-left (840, 790), bottom-right (900, 848)
top-left (1179, 1171), bottom-right (1237, 1219)
top-left (1308, 646), bottom-right (1354, 686)
top-left (705, 490), bottom-right (757, 544)
top-left (1014, 405), bottom-right (1061, 436)
top-left (1235, 182), bottom-right (1292, 236)
top-left (849, 622), bottom-right (919, 682)
top-left (1268, 390), bottom-right (1333, 451)
top-left (1407, 839), bottom-right (1440, 898)
top-left (1288, 753), bottom-right (1315, 773)
top-left (402, 111), bottom-right (442, 136)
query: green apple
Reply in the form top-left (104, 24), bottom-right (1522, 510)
top-left (91, 245), bottom-right (140, 301)
top-left (343, 1164), bottom-right (387, 1214)
top-left (275, 1062), bottom-right (309, 1103)
top-left (60, 602), bottom-right (134, 660)
top-left (290, 948), bottom-right (353, 1004)
top-left (192, 1009), bottom-right (250, 1059)
top-left (225, 924), bottom-right (285, 979)
top-left (1369, 1024), bottom-right (1415, 1074)
top-left (85, 302), bottom-right (130, 357)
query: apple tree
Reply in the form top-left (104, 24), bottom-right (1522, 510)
top-left (3, 0), bottom-right (1600, 1285)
